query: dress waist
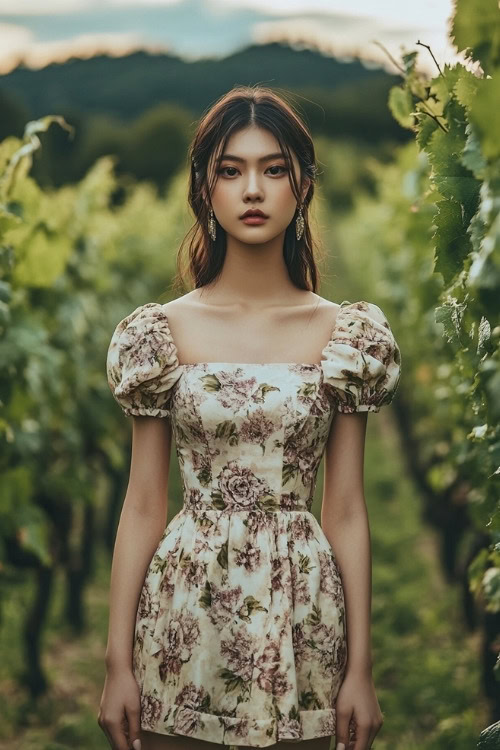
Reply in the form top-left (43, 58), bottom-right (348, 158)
top-left (182, 502), bottom-right (314, 515)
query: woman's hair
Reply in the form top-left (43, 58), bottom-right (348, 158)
top-left (173, 85), bottom-right (323, 294)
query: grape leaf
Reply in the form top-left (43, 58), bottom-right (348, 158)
top-left (451, 0), bottom-right (500, 73)
top-left (432, 199), bottom-right (472, 284)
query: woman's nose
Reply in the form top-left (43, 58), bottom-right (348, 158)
top-left (243, 174), bottom-right (263, 199)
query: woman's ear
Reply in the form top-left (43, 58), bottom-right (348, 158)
top-left (301, 177), bottom-right (311, 204)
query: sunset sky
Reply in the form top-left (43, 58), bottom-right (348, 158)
top-left (0, 0), bottom-right (463, 75)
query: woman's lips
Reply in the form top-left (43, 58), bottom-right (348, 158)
top-left (240, 215), bottom-right (268, 224)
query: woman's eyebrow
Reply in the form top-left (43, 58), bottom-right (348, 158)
top-left (218, 152), bottom-right (286, 163)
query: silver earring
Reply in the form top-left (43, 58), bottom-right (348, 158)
top-left (208, 208), bottom-right (216, 241)
top-left (296, 204), bottom-right (305, 241)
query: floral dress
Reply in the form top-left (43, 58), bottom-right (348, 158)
top-left (106, 299), bottom-right (402, 747)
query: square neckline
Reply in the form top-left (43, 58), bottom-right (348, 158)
top-left (179, 362), bottom-right (324, 368)
top-left (167, 299), bottom-right (354, 368)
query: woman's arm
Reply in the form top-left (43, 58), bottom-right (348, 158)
top-left (321, 411), bottom-right (383, 750)
top-left (321, 410), bottom-right (372, 675)
top-left (104, 416), bottom-right (173, 670)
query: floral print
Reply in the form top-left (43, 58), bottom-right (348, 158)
top-left (106, 299), bottom-right (401, 746)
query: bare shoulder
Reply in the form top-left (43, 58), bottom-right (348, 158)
top-left (310, 295), bottom-right (341, 327)
top-left (161, 291), bottom-right (200, 316)
top-left (314, 295), bottom-right (340, 312)
top-left (163, 291), bottom-right (195, 307)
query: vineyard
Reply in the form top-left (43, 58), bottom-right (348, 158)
top-left (0, 0), bottom-right (499, 747)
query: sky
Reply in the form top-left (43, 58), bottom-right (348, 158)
top-left (0, 0), bottom-right (465, 76)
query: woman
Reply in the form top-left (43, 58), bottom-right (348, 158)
top-left (98, 85), bottom-right (401, 750)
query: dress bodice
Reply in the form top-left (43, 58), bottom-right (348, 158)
top-left (106, 300), bottom-right (402, 515)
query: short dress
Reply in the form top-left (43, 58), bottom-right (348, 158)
top-left (106, 299), bottom-right (402, 748)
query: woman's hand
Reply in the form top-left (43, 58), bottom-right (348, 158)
top-left (334, 668), bottom-right (384, 750)
top-left (98, 665), bottom-right (142, 750)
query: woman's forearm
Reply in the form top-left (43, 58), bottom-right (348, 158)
top-left (321, 502), bottom-right (373, 675)
top-left (104, 497), bottom-right (167, 671)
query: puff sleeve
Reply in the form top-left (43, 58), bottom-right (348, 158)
top-left (321, 300), bottom-right (401, 413)
top-left (106, 302), bottom-right (182, 418)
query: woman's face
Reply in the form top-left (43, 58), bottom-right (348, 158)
top-left (207, 125), bottom-right (307, 245)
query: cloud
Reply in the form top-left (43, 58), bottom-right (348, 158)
top-left (210, 0), bottom-right (453, 27)
top-left (0, 0), bottom-right (461, 76)
top-left (0, 0), bottom-right (454, 27)
top-left (0, 0), bottom-right (88, 13)
top-left (0, 21), bottom-right (33, 48)
top-left (250, 14), bottom-right (461, 75)
top-left (0, 29), bottom-right (161, 72)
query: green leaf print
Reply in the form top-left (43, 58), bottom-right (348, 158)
top-left (215, 419), bottom-right (239, 444)
top-left (199, 579), bottom-right (212, 609)
top-left (305, 603), bottom-right (322, 627)
top-left (298, 552), bottom-right (316, 574)
top-left (217, 539), bottom-right (228, 569)
top-left (210, 489), bottom-right (227, 509)
top-left (237, 595), bottom-right (268, 622)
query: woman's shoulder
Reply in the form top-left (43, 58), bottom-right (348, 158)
top-left (106, 301), bottom-right (181, 418)
top-left (313, 294), bottom-right (340, 311)
top-left (162, 291), bottom-right (198, 311)
top-left (320, 298), bottom-right (402, 413)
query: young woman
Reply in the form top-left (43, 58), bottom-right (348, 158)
top-left (98, 86), bottom-right (401, 750)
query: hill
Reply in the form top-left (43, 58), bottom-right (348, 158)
top-left (0, 42), bottom-right (402, 135)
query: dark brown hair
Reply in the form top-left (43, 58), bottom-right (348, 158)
top-left (172, 85), bottom-right (323, 294)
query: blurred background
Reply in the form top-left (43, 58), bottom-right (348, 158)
top-left (0, 0), bottom-right (499, 748)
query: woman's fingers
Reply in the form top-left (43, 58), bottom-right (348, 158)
top-left (335, 706), bottom-right (353, 749)
top-left (125, 701), bottom-right (142, 750)
top-left (101, 710), bottom-right (133, 750)
top-left (352, 717), bottom-right (383, 749)
top-left (352, 721), bottom-right (371, 749)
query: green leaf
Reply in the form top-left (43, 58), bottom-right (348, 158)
top-left (450, 0), bottom-right (500, 73)
top-left (435, 298), bottom-right (467, 344)
top-left (454, 66), bottom-right (480, 111)
top-left (432, 200), bottom-right (472, 284)
top-left (429, 64), bottom-right (463, 109)
top-left (387, 86), bottom-right (415, 129)
top-left (13, 226), bottom-right (73, 288)
top-left (461, 121), bottom-right (488, 177)
top-left (416, 114), bottom-right (439, 150)
top-left (468, 77), bottom-right (500, 160)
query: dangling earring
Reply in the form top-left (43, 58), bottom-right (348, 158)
top-left (295, 204), bottom-right (304, 241)
top-left (208, 208), bottom-right (217, 241)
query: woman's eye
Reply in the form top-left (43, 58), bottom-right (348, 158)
top-left (267, 165), bottom-right (287, 175)
top-left (219, 166), bottom-right (238, 176)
